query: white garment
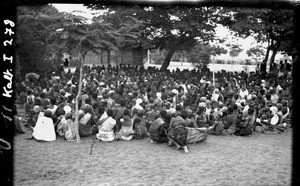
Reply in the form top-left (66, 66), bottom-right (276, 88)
top-left (99, 111), bottom-right (108, 121)
top-left (117, 125), bottom-right (134, 141)
top-left (96, 130), bottom-right (115, 142)
top-left (99, 117), bottom-right (116, 131)
top-left (132, 104), bottom-right (143, 111)
top-left (211, 93), bottom-right (220, 102)
top-left (270, 114), bottom-right (279, 125)
top-left (79, 113), bottom-right (91, 125)
top-left (239, 89), bottom-right (249, 100)
top-left (97, 117), bottom-right (116, 141)
top-left (32, 116), bottom-right (56, 141)
top-left (47, 105), bottom-right (58, 116)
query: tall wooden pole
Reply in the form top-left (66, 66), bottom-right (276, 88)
top-left (74, 52), bottom-right (85, 143)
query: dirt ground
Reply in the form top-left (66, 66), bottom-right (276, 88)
top-left (13, 121), bottom-right (292, 186)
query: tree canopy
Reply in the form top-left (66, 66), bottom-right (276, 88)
top-left (219, 7), bottom-right (294, 66)
top-left (188, 43), bottom-right (227, 70)
top-left (86, 4), bottom-right (224, 70)
top-left (16, 5), bottom-right (63, 78)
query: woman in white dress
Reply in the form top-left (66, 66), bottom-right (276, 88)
top-left (32, 110), bottom-right (56, 141)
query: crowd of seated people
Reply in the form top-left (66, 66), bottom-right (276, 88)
top-left (16, 62), bottom-right (293, 153)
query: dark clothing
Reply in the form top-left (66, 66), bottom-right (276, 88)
top-left (223, 114), bottom-right (238, 129)
top-left (260, 62), bottom-right (266, 72)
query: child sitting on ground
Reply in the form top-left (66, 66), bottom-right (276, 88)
top-left (116, 109), bottom-right (134, 141)
top-left (133, 110), bottom-right (148, 139)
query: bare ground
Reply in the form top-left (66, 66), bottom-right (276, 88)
top-left (14, 125), bottom-right (292, 186)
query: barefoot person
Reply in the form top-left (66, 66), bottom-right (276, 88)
top-left (167, 110), bottom-right (189, 153)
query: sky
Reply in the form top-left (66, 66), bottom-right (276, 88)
top-left (52, 4), bottom-right (98, 19)
top-left (52, 3), bottom-right (287, 62)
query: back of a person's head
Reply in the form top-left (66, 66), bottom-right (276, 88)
top-left (119, 98), bottom-right (126, 107)
top-left (175, 104), bottom-right (182, 111)
top-left (35, 97), bottom-right (42, 105)
top-left (85, 98), bottom-right (92, 105)
top-left (27, 89), bottom-right (32, 94)
top-left (49, 96), bottom-right (57, 105)
top-left (107, 109), bottom-right (114, 117)
top-left (180, 110), bottom-right (188, 119)
top-left (44, 110), bottom-right (52, 118)
top-left (39, 92), bottom-right (46, 98)
top-left (160, 109), bottom-right (167, 118)
top-left (123, 109), bottom-right (130, 116)
top-left (137, 109), bottom-right (144, 117)
top-left (248, 107), bottom-right (255, 115)
top-left (97, 105), bottom-right (105, 115)
top-left (227, 105), bottom-right (234, 114)
top-left (92, 92), bottom-right (98, 100)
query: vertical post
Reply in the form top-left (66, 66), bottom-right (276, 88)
top-left (147, 49), bottom-right (150, 65)
top-left (213, 55), bottom-right (215, 87)
top-left (75, 52), bottom-right (85, 143)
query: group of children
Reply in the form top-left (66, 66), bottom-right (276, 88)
top-left (17, 64), bottom-right (292, 153)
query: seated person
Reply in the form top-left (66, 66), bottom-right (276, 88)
top-left (116, 109), bottom-right (134, 141)
top-left (149, 110), bottom-right (169, 143)
top-left (222, 106), bottom-right (238, 135)
top-left (235, 107), bottom-right (255, 136)
top-left (78, 104), bottom-right (94, 137)
top-left (31, 110), bottom-right (56, 141)
top-left (96, 109), bottom-right (116, 142)
top-left (167, 110), bottom-right (189, 153)
top-left (195, 106), bottom-right (207, 128)
top-left (133, 110), bottom-right (148, 139)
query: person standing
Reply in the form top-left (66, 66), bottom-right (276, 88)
top-left (260, 60), bottom-right (267, 78)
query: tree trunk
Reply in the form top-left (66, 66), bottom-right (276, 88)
top-left (107, 49), bottom-right (110, 66)
top-left (74, 52), bottom-right (86, 143)
top-left (264, 39), bottom-right (271, 62)
top-left (269, 40), bottom-right (281, 70)
top-left (160, 48), bottom-right (176, 71)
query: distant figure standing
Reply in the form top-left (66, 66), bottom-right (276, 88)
top-left (279, 61), bottom-right (284, 77)
top-left (285, 60), bottom-right (292, 79)
top-left (255, 63), bottom-right (260, 73)
top-left (260, 60), bottom-right (267, 78)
